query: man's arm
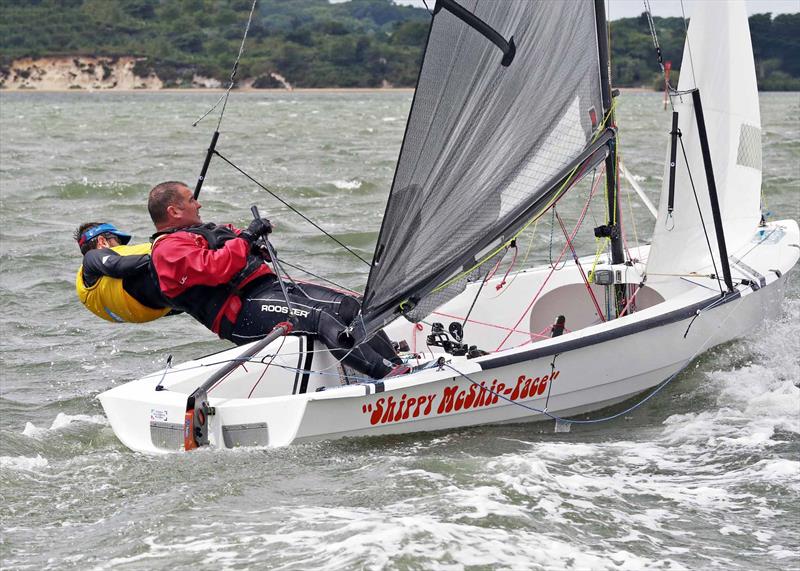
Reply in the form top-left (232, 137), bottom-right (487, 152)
top-left (82, 249), bottom-right (150, 287)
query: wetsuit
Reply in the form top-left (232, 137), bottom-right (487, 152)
top-left (151, 223), bottom-right (397, 379)
top-left (76, 243), bottom-right (172, 323)
top-left (231, 279), bottom-right (400, 377)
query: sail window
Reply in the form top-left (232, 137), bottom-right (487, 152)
top-left (736, 124), bottom-right (762, 171)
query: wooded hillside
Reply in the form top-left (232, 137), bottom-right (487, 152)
top-left (1, 0), bottom-right (797, 90)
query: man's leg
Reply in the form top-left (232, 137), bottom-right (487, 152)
top-left (231, 281), bottom-right (393, 379)
top-left (292, 282), bottom-right (402, 365)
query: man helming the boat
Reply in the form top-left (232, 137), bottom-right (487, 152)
top-left (147, 180), bottom-right (407, 379)
top-left (75, 222), bottom-right (173, 323)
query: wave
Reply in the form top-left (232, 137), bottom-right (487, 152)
top-left (0, 454), bottom-right (48, 472)
top-left (330, 179), bottom-right (362, 190)
top-left (22, 413), bottom-right (108, 439)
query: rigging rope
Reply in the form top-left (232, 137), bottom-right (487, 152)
top-left (676, 133), bottom-right (724, 294)
top-left (643, 0), bottom-right (679, 113)
top-left (193, 0), bottom-right (258, 128)
top-left (214, 150), bottom-right (371, 267)
top-left (548, 207), bottom-right (566, 270)
top-left (555, 210), bottom-right (606, 321)
top-left (276, 258), bottom-right (357, 294)
top-left (460, 272), bottom-right (490, 334)
top-left (494, 172), bottom-right (602, 352)
top-left (623, 166), bottom-right (641, 251)
top-left (643, 0), bottom-right (665, 74)
top-left (431, 311), bottom-right (537, 338)
top-left (186, 0), bottom-right (370, 282)
top-left (495, 242), bottom-right (518, 290)
top-left (487, 219), bottom-right (539, 298)
top-left (247, 336), bottom-right (286, 397)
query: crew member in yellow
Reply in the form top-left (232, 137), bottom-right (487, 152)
top-left (75, 222), bottom-right (173, 323)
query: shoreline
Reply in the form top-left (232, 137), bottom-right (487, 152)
top-left (0, 86), bottom-right (418, 94)
top-left (0, 86), bottom-right (659, 94)
top-left (2, 86), bottom-right (793, 95)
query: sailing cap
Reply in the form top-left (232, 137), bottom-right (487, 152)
top-left (78, 223), bottom-right (132, 247)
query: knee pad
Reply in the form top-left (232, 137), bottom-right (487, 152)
top-left (338, 295), bottom-right (360, 324)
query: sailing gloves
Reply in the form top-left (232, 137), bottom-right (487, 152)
top-left (240, 217), bottom-right (272, 244)
top-left (240, 217), bottom-right (275, 262)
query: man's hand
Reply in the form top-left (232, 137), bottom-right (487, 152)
top-left (240, 217), bottom-right (273, 243)
top-left (251, 241), bottom-right (274, 262)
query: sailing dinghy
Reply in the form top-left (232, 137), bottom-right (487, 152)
top-left (99, 0), bottom-right (798, 453)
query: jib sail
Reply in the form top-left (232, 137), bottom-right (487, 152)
top-left (646, 0), bottom-right (762, 285)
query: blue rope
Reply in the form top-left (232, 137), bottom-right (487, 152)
top-left (443, 362), bottom-right (688, 425)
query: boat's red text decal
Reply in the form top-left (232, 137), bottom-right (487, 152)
top-left (361, 369), bottom-right (560, 426)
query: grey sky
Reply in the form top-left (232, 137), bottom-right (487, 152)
top-left (393, 0), bottom-right (800, 19)
top-left (608, 0), bottom-right (799, 19)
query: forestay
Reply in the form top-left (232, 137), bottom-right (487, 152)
top-left (361, 0), bottom-right (608, 335)
top-left (646, 0), bottom-right (762, 284)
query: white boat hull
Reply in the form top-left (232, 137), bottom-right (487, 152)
top-left (98, 221), bottom-right (799, 453)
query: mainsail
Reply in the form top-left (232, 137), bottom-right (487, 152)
top-left (646, 0), bottom-right (762, 285)
top-left (361, 0), bottom-right (610, 334)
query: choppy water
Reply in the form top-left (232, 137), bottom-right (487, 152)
top-left (1, 90), bottom-right (798, 570)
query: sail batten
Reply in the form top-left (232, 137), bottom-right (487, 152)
top-left (362, 0), bottom-right (607, 334)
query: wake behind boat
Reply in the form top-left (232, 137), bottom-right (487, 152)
top-left (99, 0), bottom-right (799, 454)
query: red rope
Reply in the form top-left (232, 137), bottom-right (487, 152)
top-left (411, 322), bottom-right (424, 353)
top-left (617, 283), bottom-right (643, 317)
top-left (432, 310), bottom-right (532, 336)
top-left (494, 167), bottom-right (604, 352)
top-left (247, 364), bottom-right (271, 399)
top-left (484, 251), bottom-right (505, 282)
top-left (555, 210), bottom-right (606, 322)
top-left (207, 367), bottom-right (238, 394)
top-left (495, 245), bottom-right (518, 291)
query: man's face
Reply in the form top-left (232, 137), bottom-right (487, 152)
top-left (169, 185), bottom-right (203, 226)
top-left (95, 235), bottom-right (120, 249)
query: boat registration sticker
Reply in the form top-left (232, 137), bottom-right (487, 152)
top-left (150, 409), bottom-right (169, 422)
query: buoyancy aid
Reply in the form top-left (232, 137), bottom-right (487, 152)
top-left (76, 243), bottom-right (171, 323)
top-left (150, 223), bottom-right (272, 333)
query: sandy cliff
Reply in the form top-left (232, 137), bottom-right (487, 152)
top-left (0, 57), bottom-right (298, 91)
top-left (1, 56), bottom-right (163, 90)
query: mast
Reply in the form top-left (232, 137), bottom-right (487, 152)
top-left (594, 0), bottom-right (627, 315)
